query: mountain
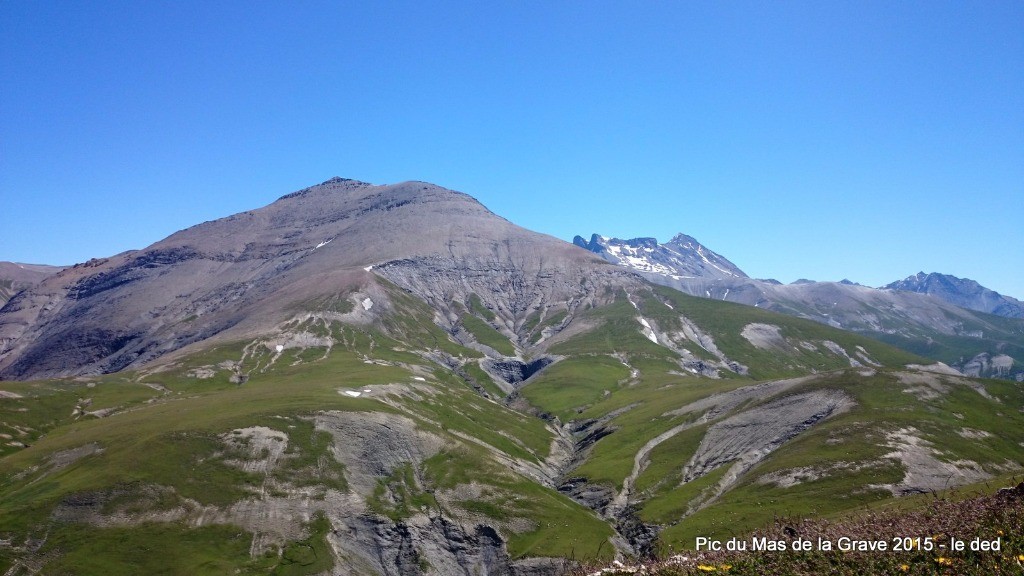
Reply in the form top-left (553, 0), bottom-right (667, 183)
top-left (0, 262), bottom-right (62, 308)
top-left (570, 233), bottom-right (1024, 381)
top-left (573, 233), bottom-right (747, 280)
top-left (0, 178), bottom-right (621, 380)
top-left (1, 181), bottom-right (1021, 575)
top-left (884, 271), bottom-right (1024, 319)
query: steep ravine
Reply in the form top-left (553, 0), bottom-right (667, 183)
top-left (537, 377), bottom-right (855, 559)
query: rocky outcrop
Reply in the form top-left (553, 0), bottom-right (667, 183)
top-left (678, 390), bottom-right (854, 513)
top-left (956, 352), bottom-right (1016, 379)
top-left (327, 514), bottom-right (570, 576)
top-left (573, 233), bottom-right (747, 280)
top-left (482, 357), bottom-right (554, 388)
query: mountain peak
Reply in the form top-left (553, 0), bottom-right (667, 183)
top-left (884, 272), bottom-right (1024, 318)
top-left (572, 232), bottom-right (747, 280)
top-left (322, 176), bottom-right (359, 185)
top-left (668, 232), bottom-right (699, 245)
top-left (0, 178), bottom-right (606, 379)
top-left (278, 176), bottom-right (373, 200)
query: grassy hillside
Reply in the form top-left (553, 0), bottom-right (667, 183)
top-left (1, 279), bottom-right (1020, 574)
top-left (0, 312), bottom-right (611, 573)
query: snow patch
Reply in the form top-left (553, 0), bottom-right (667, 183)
top-left (314, 238), bottom-right (333, 249)
top-left (695, 245), bottom-right (738, 276)
top-left (342, 390), bottom-right (362, 397)
top-left (604, 242), bottom-right (677, 275)
top-left (638, 318), bottom-right (658, 343)
top-left (626, 292), bottom-right (659, 343)
top-left (361, 298), bottom-right (373, 311)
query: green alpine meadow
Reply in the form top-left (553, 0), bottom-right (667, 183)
top-left (1, 179), bottom-right (1021, 575)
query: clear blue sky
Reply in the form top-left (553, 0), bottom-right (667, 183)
top-left (3, 1), bottom-right (1022, 297)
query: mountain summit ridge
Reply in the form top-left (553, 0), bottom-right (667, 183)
top-left (0, 178), bottom-right (612, 380)
top-left (572, 232), bottom-right (747, 280)
top-left (883, 271), bottom-right (1024, 318)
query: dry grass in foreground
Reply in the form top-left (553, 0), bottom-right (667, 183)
top-left (580, 480), bottom-right (1024, 575)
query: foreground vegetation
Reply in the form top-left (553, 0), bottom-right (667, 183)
top-left (1, 283), bottom-right (1020, 574)
top-left (582, 479), bottom-right (1024, 575)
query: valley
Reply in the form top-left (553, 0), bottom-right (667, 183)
top-left (0, 179), bottom-right (1021, 575)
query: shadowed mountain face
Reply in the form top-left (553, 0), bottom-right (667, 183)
top-left (0, 262), bottom-right (62, 308)
top-left (884, 272), bottom-right (1024, 319)
top-left (0, 178), bottom-right (623, 380)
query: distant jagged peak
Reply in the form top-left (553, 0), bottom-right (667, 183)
top-left (621, 236), bottom-right (659, 248)
top-left (887, 272), bottom-right (988, 294)
top-left (572, 231), bottom-right (747, 280)
top-left (574, 234), bottom-right (658, 250)
top-left (666, 232), bottom-right (702, 248)
top-left (884, 272), bottom-right (1024, 319)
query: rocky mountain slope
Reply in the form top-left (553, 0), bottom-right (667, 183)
top-left (0, 178), bottom-right (621, 381)
top-left (1, 181), bottom-right (1021, 575)
top-left (573, 233), bottom-right (747, 281)
top-left (0, 262), bottom-right (62, 308)
top-left (884, 271), bottom-right (1024, 318)
top-left (575, 233), bottom-right (1024, 381)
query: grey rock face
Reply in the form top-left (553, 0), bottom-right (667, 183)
top-left (0, 262), bottom-right (62, 309)
top-left (310, 409), bottom-right (573, 575)
top-left (325, 496), bottom-right (570, 576)
top-left (884, 272), bottom-right (1024, 319)
top-left (482, 358), bottom-right (554, 387)
top-left (681, 390), bottom-right (853, 484)
top-left (0, 178), bottom-right (621, 380)
top-left (374, 254), bottom-right (632, 349)
top-left (957, 352), bottom-right (1016, 379)
top-left (573, 233), bottom-right (747, 280)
